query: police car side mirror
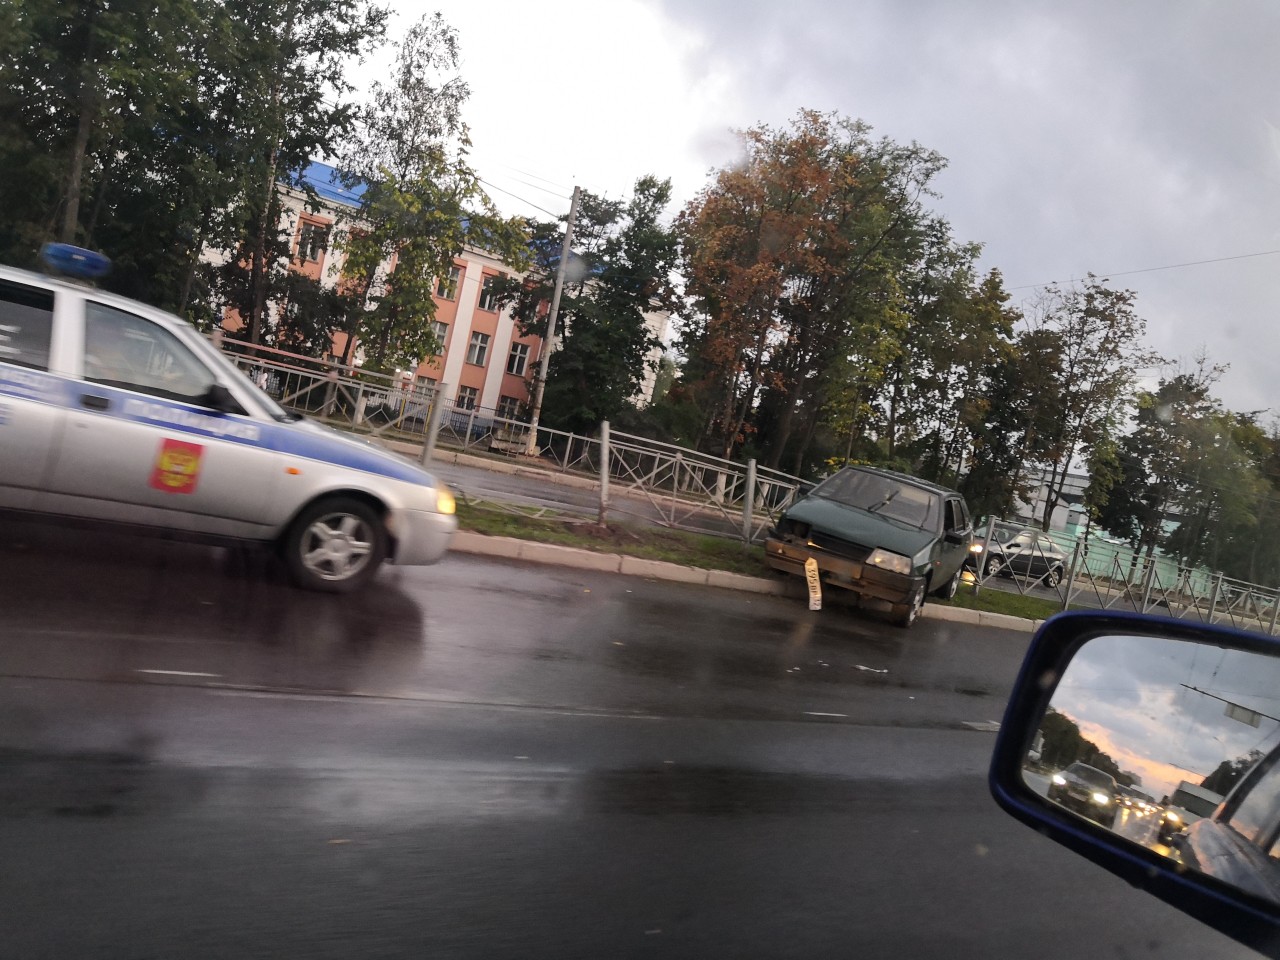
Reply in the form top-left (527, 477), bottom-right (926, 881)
top-left (201, 383), bottom-right (239, 414)
top-left (991, 612), bottom-right (1280, 957)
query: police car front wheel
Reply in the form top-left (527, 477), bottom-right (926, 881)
top-left (284, 497), bottom-right (389, 592)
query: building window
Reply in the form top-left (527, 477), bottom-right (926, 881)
top-left (429, 320), bottom-right (448, 352)
top-left (465, 331), bottom-right (490, 366)
top-left (478, 275), bottom-right (502, 312)
top-left (436, 265), bottom-right (461, 300)
top-left (506, 341), bottom-right (529, 377)
top-left (456, 385), bottom-right (478, 410)
top-left (496, 395), bottom-right (521, 420)
top-left (297, 222), bottom-right (328, 262)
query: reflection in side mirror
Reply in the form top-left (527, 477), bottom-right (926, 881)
top-left (992, 613), bottom-right (1280, 958)
top-left (1028, 631), bottom-right (1280, 907)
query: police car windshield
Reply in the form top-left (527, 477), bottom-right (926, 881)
top-left (182, 330), bottom-right (299, 422)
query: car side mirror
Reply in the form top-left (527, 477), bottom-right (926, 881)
top-left (991, 612), bottom-right (1280, 957)
top-left (201, 383), bottom-right (240, 414)
top-left (945, 530), bottom-right (968, 545)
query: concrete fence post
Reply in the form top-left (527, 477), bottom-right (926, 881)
top-left (322, 369), bottom-right (339, 418)
top-left (420, 384), bottom-right (448, 466)
top-left (464, 406), bottom-right (478, 450)
top-left (973, 516), bottom-right (996, 596)
top-left (1062, 538), bottom-right (1082, 611)
top-left (354, 385), bottom-right (367, 426)
top-left (1207, 571), bottom-right (1224, 624)
top-left (598, 421), bottom-right (610, 526)
top-left (742, 459), bottom-right (757, 544)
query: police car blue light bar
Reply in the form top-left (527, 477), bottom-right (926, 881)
top-left (39, 243), bottom-right (112, 280)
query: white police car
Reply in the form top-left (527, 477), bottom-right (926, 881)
top-left (0, 246), bottom-right (456, 592)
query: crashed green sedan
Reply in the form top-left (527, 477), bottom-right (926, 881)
top-left (765, 466), bottom-right (974, 628)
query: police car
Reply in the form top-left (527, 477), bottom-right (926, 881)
top-left (0, 246), bottom-right (457, 592)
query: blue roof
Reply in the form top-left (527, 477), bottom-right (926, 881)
top-left (294, 161), bottom-right (366, 209)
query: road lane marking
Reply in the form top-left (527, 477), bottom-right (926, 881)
top-left (136, 669), bottom-right (222, 678)
top-left (804, 711), bottom-right (848, 718)
top-left (962, 720), bottom-right (1001, 732)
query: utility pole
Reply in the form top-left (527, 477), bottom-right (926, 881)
top-left (525, 185), bottom-right (581, 455)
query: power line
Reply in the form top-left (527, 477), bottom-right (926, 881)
top-left (471, 158), bottom-right (574, 193)
top-left (477, 178), bottom-right (562, 219)
top-left (1010, 249), bottom-right (1280, 292)
top-left (492, 172), bottom-right (571, 202)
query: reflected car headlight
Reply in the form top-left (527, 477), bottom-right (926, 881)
top-left (435, 486), bottom-right (457, 515)
top-left (866, 548), bottom-right (912, 576)
top-left (1092, 792), bottom-right (1111, 805)
top-left (1164, 811), bottom-right (1180, 823)
top-left (1052, 774), bottom-right (1067, 785)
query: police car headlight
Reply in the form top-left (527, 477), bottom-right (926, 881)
top-left (866, 548), bottom-right (911, 576)
top-left (435, 486), bottom-right (456, 515)
top-left (1092, 792), bottom-right (1111, 805)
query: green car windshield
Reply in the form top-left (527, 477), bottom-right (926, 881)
top-left (812, 470), bottom-right (938, 530)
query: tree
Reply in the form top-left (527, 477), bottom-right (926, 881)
top-left (959, 327), bottom-right (1062, 520)
top-left (494, 176), bottom-right (679, 433)
top-left (1202, 749), bottom-right (1264, 796)
top-left (1038, 708), bottom-right (1135, 786)
top-left (333, 12), bottom-right (528, 371)
top-left (1024, 276), bottom-right (1162, 531)
top-left (0, 0), bottom-right (388, 333)
top-left (1087, 358), bottom-right (1272, 580)
top-left (217, 0), bottom-right (388, 345)
top-left (678, 111), bottom-right (944, 463)
top-left (1163, 409), bottom-right (1269, 573)
top-left (0, 0), bottom-right (206, 265)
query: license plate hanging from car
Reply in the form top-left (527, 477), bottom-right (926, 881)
top-left (804, 557), bottom-right (822, 611)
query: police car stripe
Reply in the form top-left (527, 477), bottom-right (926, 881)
top-left (0, 364), bottom-right (436, 488)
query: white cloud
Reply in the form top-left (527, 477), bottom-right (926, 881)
top-left (378, 0), bottom-right (1280, 413)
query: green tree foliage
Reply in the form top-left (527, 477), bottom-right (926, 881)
top-left (1088, 358), bottom-right (1275, 581)
top-left (494, 176), bottom-right (679, 434)
top-left (1022, 276), bottom-right (1163, 531)
top-left (676, 110), bottom-right (1026, 480)
top-left (333, 12), bottom-right (529, 371)
top-left (952, 327), bottom-right (1058, 520)
top-left (214, 0), bottom-right (388, 345)
top-left (0, 0), bottom-right (386, 334)
top-left (1201, 749), bottom-right (1264, 797)
top-left (678, 111), bottom-right (933, 462)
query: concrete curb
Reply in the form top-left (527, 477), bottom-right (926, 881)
top-left (450, 530), bottom-right (1039, 632)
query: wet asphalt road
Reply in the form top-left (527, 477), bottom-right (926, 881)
top-left (0, 521), bottom-right (1255, 959)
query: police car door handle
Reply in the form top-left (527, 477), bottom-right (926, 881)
top-left (80, 394), bottom-right (110, 411)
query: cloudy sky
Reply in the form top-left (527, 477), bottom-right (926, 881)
top-left (376, 1), bottom-right (1280, 414)
top-left (1050, 633), bottom-right (1280, 799)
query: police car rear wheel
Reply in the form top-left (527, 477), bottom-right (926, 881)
top-left (285, 497), bottom-right (388, 592)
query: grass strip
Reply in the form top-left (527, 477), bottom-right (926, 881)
top-left (456, 502), bottom-right (770, 577)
